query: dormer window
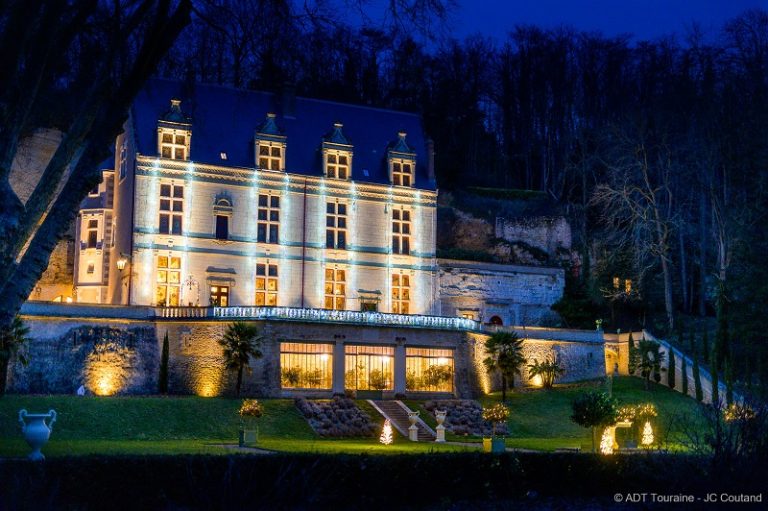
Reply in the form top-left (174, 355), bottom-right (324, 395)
top-left (157, 98), bottom-right (192, 161)
top-left (325, 151), bottom-right (350, 179)
top-left (388, 131), bottom-right (416, 187)
top-left (322, 122), bottom-right (353, 181)
top-left (255, 113), bottom-right (286, 171)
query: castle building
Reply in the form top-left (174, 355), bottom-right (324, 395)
top-left (14, 80), bottom-right (596, 399)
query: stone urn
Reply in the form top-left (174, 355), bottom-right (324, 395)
top-left (18, 409), bottom-right (57, 461)
top-left (408, 410), bottom-right (420, 441)
top-left (435, 410), bottom-right (447, 443)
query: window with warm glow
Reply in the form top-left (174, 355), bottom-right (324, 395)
top-left (345, 345), bottom-right (394, 391)
top-left (325, 151), bottom-right (350, 179)
top-left (257, 142), bottom-right (283, 171)
top-left (391, 159), bottom-right (414, 187)
top-left (324, 268), bottom-right (346, 310)
top-left (624, 279), bottom-right (632, 293)
top-left (391, 272), bottom-right (410, 314)
top-left (257, 194), bottom-right (279, 243)
top-left (159, 183), bottom-right (183, 235)
top-left (86, 219), bottom-right (98, 248)
top-left (405, 347), bottom-right (454, 393)
top-left (255, 262), bottom-right (278, 306)
top-left (210, 285), bottom-right (229, 306)
top-left (156, 255), bottom-right (181, 306)
top-left (325, 201), bottom-right (347, 249)
top-left (159, 130), bottom-right (189, 160)
top-left (392, 209), bottom-right (411, 255)
top-left (280, 342), bottom-right (333, 389)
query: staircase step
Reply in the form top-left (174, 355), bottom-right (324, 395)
top-left (368, 400), bottom-right (436, 441)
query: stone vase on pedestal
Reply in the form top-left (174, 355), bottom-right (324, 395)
top-left (408, 411), bottom-right (420, 441)
top-left (435, 410), bottom-right (447, 442)
top-left (18, 409), bottom-right (57, 461)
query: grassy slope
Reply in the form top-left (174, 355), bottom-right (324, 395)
top-left (0, 377), bottom-right (706, 456)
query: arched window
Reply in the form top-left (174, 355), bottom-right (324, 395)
top-left (213, 198), bottom-right (233, 240)
top-left (489, 315), bottom-right (503, 326)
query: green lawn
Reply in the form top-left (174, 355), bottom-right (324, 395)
top-left (0, 377), bottom-right (707, 457)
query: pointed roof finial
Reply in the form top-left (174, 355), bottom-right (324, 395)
top-left (256, 112), bottom-right (283, 137)
top-left (161, 98), bottom-right (190, 125)
top-left (324, 121), bottom-right (351, 145)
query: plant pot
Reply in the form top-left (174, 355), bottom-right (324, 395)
top-left (482, 437), bottom-right (492, 453)
top-left (239, 427), bottom-right (258, 446)
top-left (491, 437), bottom-right (506, 453)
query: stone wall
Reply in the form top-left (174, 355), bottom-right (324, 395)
top-left (10, 305), bottom-right (604, 399)
top-left (438, 259), bottom-right (564, 326)
top-left (8, 318), bottom-right (157, 395)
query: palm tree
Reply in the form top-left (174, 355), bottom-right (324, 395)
top-left (483, 331), bottom-right (526, 402)
top-left (0, 315), bottom-right (30, 396)
top-left (218, 322), bottom-right (263, 397)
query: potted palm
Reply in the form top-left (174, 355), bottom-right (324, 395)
top-left (482, 403), bottom-right (510, 453)
top-left (238, 399), bottom-right (263, 446)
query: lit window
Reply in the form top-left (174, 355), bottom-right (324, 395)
top-left (325, 202), bottom-right (347, 249)
top-left (210, 285), bottom-right (229, 306)
top-left (345, 345), bottom-right (394, 391)
top-left (156, 255), bottom-right (181, 306)
top-left (257, 194), bottom-right (279, 243)
top-left (324, 268), bottom-right (346, 310)
top-left (86, 219), bottom-right (98, 249)
top-left (280, 342), bottom-right (333, 389)
top-left (625, 279), bottom-right (632, 293)
top-left (220, 152), bottom-right (227, 160)
top-left (391, 273), bottom-right (410, 314)
top-left (257, 142), bottom-right (283, 171)
top-left (391, 159), bottom-right (414, 187)
top-left (613, 276), bottom-right (620, 289)
top-left (159, 130), bottom-right (189, 160)
top-left (392, 208), bottom-right (411, 255)
top-left (159, 183), bottom-right (183, 235)
top-left (325, 151), bottom-right (351, 179)
top-left (405, 348), bottom-right (454, 393)
top-left (255, 262), bottom-right (278, 306)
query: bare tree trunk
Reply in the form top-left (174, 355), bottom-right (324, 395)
top-left (679, 227), bottom-right (689, 313)
top-left (698, 192), bottom-right (708, 316)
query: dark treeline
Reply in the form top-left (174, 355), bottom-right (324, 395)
top-left (156, 4), bottom-right (768, 391)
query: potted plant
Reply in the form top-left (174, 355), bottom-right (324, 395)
top-left (482, 403), bottom-right (510, 453)
top-left (238, 399), bottom-right (263, 446)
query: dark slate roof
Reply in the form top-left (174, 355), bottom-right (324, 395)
top-left (132, 79), bottom-right (434, 190)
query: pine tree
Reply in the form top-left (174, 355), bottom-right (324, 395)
top-left (667, 348), bottom-right (676, 389)
top-left (627, 332), bottom-right (639, 375)
top-left (711, 343), bottom-right (720, 407)
top-left (681, 355), bottom-right (688, 397)
top-left (158, 332), bottom-right (170, 394)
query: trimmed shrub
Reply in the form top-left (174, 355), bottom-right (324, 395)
top-left (294, 396), bottom-right (377, 437)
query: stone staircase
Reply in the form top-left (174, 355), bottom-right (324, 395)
top-left (369, 400), bottom-right (435, 441)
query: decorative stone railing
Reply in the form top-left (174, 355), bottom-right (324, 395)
top-left (483, 324), bottom-right (604, 343)
top-left (152, 305), bottom-right (481, 331)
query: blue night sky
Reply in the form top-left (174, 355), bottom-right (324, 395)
top-left (451, 0), bottom-right (768, 41)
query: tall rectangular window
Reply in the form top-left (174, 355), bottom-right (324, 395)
top-left (156, 255), bottom-right (181, 306)
top-left (325, 202), bottom-right (347, 249)
top-left (258, 143), bottom-right (283, 171)
top-left (326, 152), bottom-right (350, 179)
top-left (392, 209), bottom-right (411, 255)
top-left (215, 215), bottom-right (229, 240)
top-left (160, 131), bottom-right (188, 160)
top-left (257, 194), bottom-right (279, 243)
top-left (345, 345), bottom-right (394, 391)
top-left (405, 348), bottom-right (454, 393)
top-left (255, 262), bottom-right (278, 306)
top-left (159, 183), bottom-right (183, 235)
top-left (86, 219), bottom-right (98, 248)
top-left (391, 273), bottom-right (410, 314)
top-left (324, 268), bottom-right (346, 310)
top-left (392, 160), bottom-right (413, 187)
top-left (280, 342), bottom-right (333, 389)
top-left (210, 285), bottom-right (229, 306)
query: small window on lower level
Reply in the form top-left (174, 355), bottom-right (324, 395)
top-left (280, 342), bottom-right (333, 389)
top-left (210, 285), bottom-right (229, 306)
